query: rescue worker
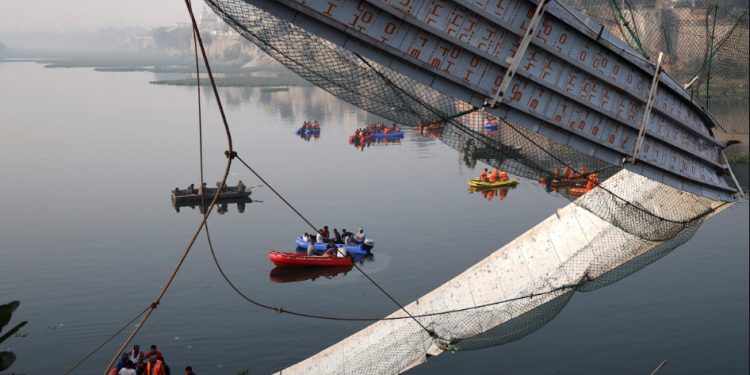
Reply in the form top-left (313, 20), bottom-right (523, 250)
top-left (321, 226), bottom-right (330, 239)
top-left (316, 230), bottom-right (325, 244)
top-left (488, 168), bottom-right (499, 183)
top-left (491, 118), bottom-right (498, 126)
top-left (499, 170), bottom-right (509, 182)
top-left (144, 356), bottom-right (165, 375)
top-left (480, 168), bottom-right (489, 182)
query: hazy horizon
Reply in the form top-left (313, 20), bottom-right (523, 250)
top-left (0, 0), bottom-right (206, 33)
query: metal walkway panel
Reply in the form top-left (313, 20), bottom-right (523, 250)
top-left (237, 0), bottom-right (738, 200)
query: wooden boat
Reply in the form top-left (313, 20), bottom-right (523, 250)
top-left (171, 186), bottom-right (251, 203)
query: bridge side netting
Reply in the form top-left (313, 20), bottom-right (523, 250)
top-left (206, 0), bottom-right (726, 366)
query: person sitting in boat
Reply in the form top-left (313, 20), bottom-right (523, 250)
top-left (343, 230), bottom-right (353, 246)
top-left (316, 230), bottom-right (325, 244)
top-left (199, 182), bottom-right (207, 195)
top-left (186, 183), bottom-right (195, 194)
top-left (314, 121), bottom-right (320, 128)
top-left (354, 227), bottom-right (366, 243)
top-left (173, 187), bottom-right (180, 196)
top-left (323, 242), bottom-right (337, 256)
top-left (480, 168), bottom-right (489, 182)
top-left (237, 180), bottom-right (246, 193)
top-left (488, 168), bottom-right (499, 183)
top-left (499, 170), bottom-right (509, 182)
top-left (321, 226), bottom-right (330, 239)
top-left (303, 232), bottom-right (311, 243)
top-left (483, 118), bottom-right (489, 126)
top-left (333, 228), bottom-right (342, 243)
top-left (491, 118), bottom-right (498, 126)
top-left (307, 241), bottom-right (318, 256)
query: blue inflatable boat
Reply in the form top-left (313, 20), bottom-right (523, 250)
top-left (371, 131), bottom-right (403, 139)
top-left (295, 237), bottom-right (371, 256)
top-left (296, 128), bottom-right (321, 135)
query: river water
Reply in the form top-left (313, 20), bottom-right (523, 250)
top-left (0, 62), bottom-right (747, 375)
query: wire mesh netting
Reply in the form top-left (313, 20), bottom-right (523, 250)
top-left (567, 0), bottom-right (749, 134)
top-left (203, 0), bottom-right (736, 369)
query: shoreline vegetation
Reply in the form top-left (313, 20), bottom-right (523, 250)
top-left (149, 75), bottom-right (311, 87)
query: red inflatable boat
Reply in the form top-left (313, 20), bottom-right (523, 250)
top-left (268, 251), bottom-right (353, 267)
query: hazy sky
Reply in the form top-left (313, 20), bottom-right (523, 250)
top-left (0, 0), bottom-right (204, 32)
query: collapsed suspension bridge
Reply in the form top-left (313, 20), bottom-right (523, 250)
top-left (66, 0), bottom-right (748, 374)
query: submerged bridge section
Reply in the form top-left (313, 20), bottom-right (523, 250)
top-left (219, 0), bottom-right (741, 201)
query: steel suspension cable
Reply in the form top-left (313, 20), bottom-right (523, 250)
top-left (232, 155), bottom-right (438, 338)
top-left (203, 219), bottom-right (584, 324)
top-left (102, 1), bottom-right (235, 372)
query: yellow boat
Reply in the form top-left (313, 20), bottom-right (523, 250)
top-left (467, 178), bottom-right (520, 188)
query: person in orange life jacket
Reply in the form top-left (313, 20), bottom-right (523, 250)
top-left (480, 168), bottom-right (488, 182)
top-left (563, 166), bottom-right (573, 179)
top-left (499, 170), bottom-right (509, 182)
top-left (488, 168), bottom-right (499, 183)
top-left (144, 356), bottom-right (165, 375)
top-left (491, 118), bottom-right (498, 126)
top-left (143, 345), bottom-right (162, 361)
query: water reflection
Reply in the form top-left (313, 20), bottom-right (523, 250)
top-left (467, 186), bottom-right (514, 202)
top-left (172, 198), bottom-right (254, 214)
top-left (269, 266), bottom-right (353, 283)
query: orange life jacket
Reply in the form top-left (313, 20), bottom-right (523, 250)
top-left (488, 170), bottom-right (499, 182)
top-left (480, 170), bottom-right (488, 181)
top-left (145, 360), bottom-right (165, 375)
top-left (499, 171), bottom-right (508, 182)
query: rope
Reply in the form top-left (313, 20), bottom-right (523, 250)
top-left (102, 1), bottom-right (235, 372)
top-left (62, 306), bottom-right (149, 375)
top-left (204, 218), bottom-right (584, 323)
top-left (232, 155), bottom-right (438, 338)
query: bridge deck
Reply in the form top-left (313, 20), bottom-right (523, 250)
top-left (230, 0), bottom-right (740, 201)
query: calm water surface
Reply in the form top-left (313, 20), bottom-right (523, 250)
top-left (0, 62), bottom-right (747, 374)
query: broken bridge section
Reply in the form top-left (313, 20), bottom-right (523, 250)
top-left (217, 0), bottom-right (741, 201)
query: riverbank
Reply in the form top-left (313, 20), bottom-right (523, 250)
top-left (149, 75), bottom-right (311, 87)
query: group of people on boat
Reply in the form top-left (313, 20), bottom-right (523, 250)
top-left (111, 344), bottom-right (197, 375)
top-left (479, 168), bottom-right (509, 183)
top-left (173, 181), bottom-right (247, 196)
top-left (538, 166), bottom-right (600, 194)
top-left (301, 226), bottom-right (366, 256)
top-left (357, 122), bottom-right (400, 135)
top-left (483, 118), bottom-right (499, 128)
top-left (301, 120), bottom-right (320, 129)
